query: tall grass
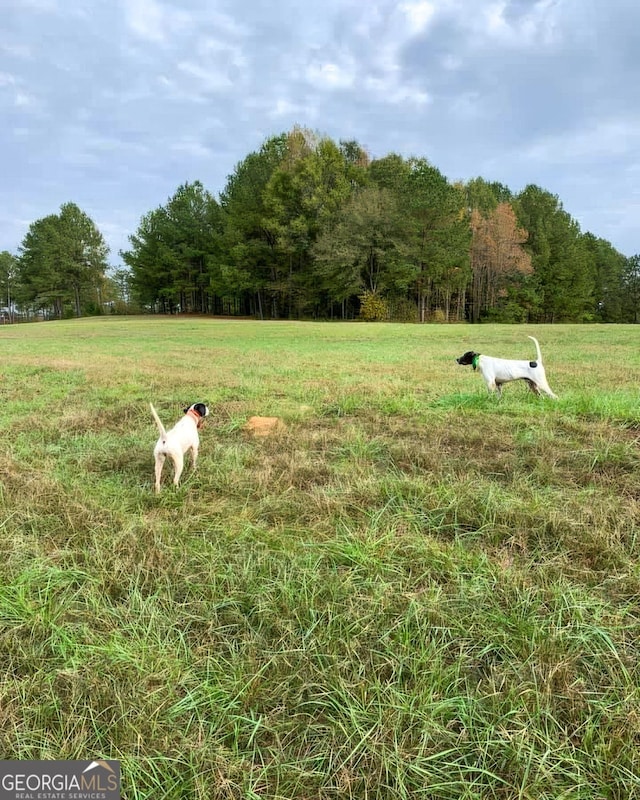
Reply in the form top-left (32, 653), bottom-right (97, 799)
top-left (0, 318), bottom-right (639, 798)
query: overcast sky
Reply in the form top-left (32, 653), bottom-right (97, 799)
top-left (2, 0), bottom-right (639, 266)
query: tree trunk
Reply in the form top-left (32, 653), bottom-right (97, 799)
top-left (74, 284), bottom-right (82, 317)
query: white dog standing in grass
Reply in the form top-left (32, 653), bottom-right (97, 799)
top-left (456, 336), bottom-right (558, 398)
top-left (150, 402), bottom-right (209, 492)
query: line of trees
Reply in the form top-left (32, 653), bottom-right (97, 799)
top-left (1, 202), bottom-right (121, 321)
top-left (4, 127), bottom-right (640, 323)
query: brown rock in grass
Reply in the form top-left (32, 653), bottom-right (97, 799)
top-left (243, 416), bottom-right (285, 437)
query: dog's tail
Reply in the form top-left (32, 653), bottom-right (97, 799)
top-left (149, 403), bottom-right (167, 438)
top-left (528, 336), bottom-right (543, 363)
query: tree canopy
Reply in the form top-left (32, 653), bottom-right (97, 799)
top-left (7, 127), bottom-right (638, 323)
top-left (16, 202), bottom-right (109, 318)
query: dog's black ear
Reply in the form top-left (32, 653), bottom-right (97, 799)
top-left (183, 406), bottom-right (190, 415)
top-left (193, 403), bottom-right (208, 418)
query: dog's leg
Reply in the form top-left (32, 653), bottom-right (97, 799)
top-left (154, 453), bottom-right (166, 494)
top-left (481, 365), bottom-right (500, 397)
top-left (539, 376), bottom-right (558, 398)
top-left (526, 379), bottom-right (541, 396)
top-left (532, 375), bottom-right (557, 398)
top-left (170, 451), bottom-right (185, 488)
top-left (191, 445), bottom-right (199, 471)
top-left (485, 376), bottom-right (502, 397)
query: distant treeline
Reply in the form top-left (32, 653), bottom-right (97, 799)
top-left (3, 126), bottom-right (639, 323)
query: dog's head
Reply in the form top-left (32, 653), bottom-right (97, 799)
top-left (456, 351), bottom-right (480, 369)
top-left (184, 403), bottom-right (209, 427)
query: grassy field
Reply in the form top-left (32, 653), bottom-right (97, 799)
top-left (0, 316), bottom-right (639, 799)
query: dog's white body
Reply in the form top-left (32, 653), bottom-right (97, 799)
top-left (150, 402), bottom-right (208, 492)
top-left (458, 336), bottom-right (557, 398)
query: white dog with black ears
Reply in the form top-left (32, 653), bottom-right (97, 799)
top-left (150, 402), bottom-right (209, 492)
top-left (456, 336), bottom-right (558, 398)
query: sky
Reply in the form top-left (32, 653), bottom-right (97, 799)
top-left (2, 0), bottom-right (639, 266)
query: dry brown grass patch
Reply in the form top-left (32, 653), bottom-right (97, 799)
top-left (243, 416), bottom-right (286, 437)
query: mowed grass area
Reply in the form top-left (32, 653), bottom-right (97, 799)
top-left (1, 317), bottom-right (639, 799)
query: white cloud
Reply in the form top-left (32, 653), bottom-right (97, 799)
top-left (170, 137), bottom-right (213, 159)
top-left (271, 98), bottom-right (297, 117)
top-left (168, 34), bottom-right (251, 99)
top-left (0, 74), bottom-right (42, 113)
top-left (269, 98), bottom-right (307, 118)
top-left (14, 0), bottom-right (58, 10)
top-left (14, 91), bottom-right (36, 108)
top-left (353, 5), bottom-right (384, 38)
top-left (243, 89), bottom-right (318, 124)
top-left (122, 0), bottom-right (164, 41)
top-left (399, 0), bottom-right (436, 34)
top-left (177, 60), bottom-right (234, 93)
top-left (365, 76), bottom-right (430, 106)
top-left (482, 0), bottom-right (561, 47)
top-left (441, 54), bottom-right (462, 71)
top-left (196, 12), bottom-right (249, 40)
top-left (0, 43), bottom-right (32, 59)
top-left (197, 37), bottom-right (247, 71)
top-left (306, 60), bottom-right (356, 90)
top-left (121, 0), bottom-right (192, 43)
top-left (524, 119), bottom-right (638, 164)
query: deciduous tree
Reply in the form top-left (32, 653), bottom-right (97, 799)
top-left (312, 184), bottom-right (412, 313)
top-left (263, 127), bottom-right (364, 317)
top-left (469, 203), bottom-right (532, 322)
